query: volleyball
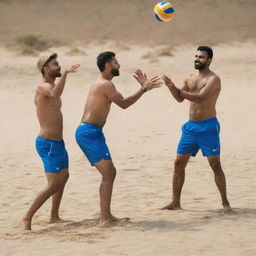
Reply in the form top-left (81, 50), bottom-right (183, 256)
top-left (154, 1), bottom-right (175, 22)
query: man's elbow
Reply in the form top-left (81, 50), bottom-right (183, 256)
top-left (117, 101), bottom-right (129, 109)
top-left (121, 104), bottom-right (129, 109)
top-left (177, 98), bottom-right (184, 103)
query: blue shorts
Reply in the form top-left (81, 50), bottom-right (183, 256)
top-left (35, 136), bottom-right (69, 173)
top-left (75, 123), bottom-right (112, 166)
top-left (177, 117), bottom-right (221, 157)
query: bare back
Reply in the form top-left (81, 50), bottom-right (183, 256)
top-left (185, 72), bottom-right (221, 121)
top-left (35, 83), bottom-right (63, 140)
top-left (81, 77), bottom-right (112, 127)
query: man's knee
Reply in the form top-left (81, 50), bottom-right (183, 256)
top-left (60, 169), bottom-right (69, 184)
top-left (208, 159), bottom-right (222, 171)
top-left (48, 177), bottom-right (66, 194)
top-left (63, 172), bottom-right (69, 183)
top-left (103, 167), bottom-right (116, 182)
top-left (108, 166), bottom-right (116, 181)
top-left (174, 158), bottom-right (187, 170)
top-left (47, 180), bottom-right (63, 194)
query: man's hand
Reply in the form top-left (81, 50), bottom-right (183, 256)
top-left (142, 76), bottom-right (162, 91)
top-left (133, 69), bottom-right (147, 85)
top-left (65, 64), bottom-right (80, 73)
top-left (163, 75), bottom-right (180, 94)
top-left (163, 75), bottom-right (175, 89)
top-left (133, 69), bottom-right (162, 92)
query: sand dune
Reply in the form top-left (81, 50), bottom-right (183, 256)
top-left (0, 0), bottom-right (256, 47)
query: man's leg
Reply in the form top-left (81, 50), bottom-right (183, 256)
top-left (22, 172), bottom-right (63, 230)
top-left (162, 154), bottom-right (191, 210)
top-left (94, 159), bottom-right (119, 227)
top-left (50, 168), bottom-right (69, 223)
top-left (207, 155), bottom-right (231, 212)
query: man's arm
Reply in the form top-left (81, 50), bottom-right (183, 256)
top-left (37, 64), bottom-right (80, 97)
top-left (104, 82), bottom-right (146, 109)
top-left (180, 76), bottom-right (221, 103)
top-left (103, 73), bottom-right (162, 109)
top-left (162, 75), bottom-right (187, 102)
top-left (51, 70), bottom-right (68, 97)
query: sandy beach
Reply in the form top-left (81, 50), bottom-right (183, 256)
top-left (1, 0), bottom-right (256, 255)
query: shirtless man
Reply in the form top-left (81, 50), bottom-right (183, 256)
top-left (75, 51), bottom-right (162, 227)
top-left (162, 46), bottom-right (231, 212)
top-left (22, 53), bottom-right (79, 230)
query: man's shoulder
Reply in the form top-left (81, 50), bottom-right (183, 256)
top-left (94, 79), bottom-right (115, 91)
top-left (35, 82), bottom-right (53, 97)
top-left (187, 72), bottom-right (220, 80)
top-left (37, 81), bottom-right (51, 90)
top-left (209, 72), bottom-right (221, 83)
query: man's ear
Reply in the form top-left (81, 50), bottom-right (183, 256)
top-left (43, 66), bottom-right (49, 74)
top-left (105, 62), bottom-right (112, 71)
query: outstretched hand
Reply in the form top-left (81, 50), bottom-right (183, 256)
top-left (163, 75), bottom-right (181, 97)
top-left (133, 69), bottom-right (162, 91)
top-left (133, 69), bottom-right (147, 85)
top-left (162, 75), bottom-right (175, 89)
top-left (142, 76), bottom-right (163, 91)
top-left (65, 64), bottom-right (80, 73)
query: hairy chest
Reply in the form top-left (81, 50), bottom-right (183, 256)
top-left (187, 77), bottom-right (208, 92)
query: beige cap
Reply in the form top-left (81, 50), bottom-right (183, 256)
top-left (37, 53), bottom-right (57, 73)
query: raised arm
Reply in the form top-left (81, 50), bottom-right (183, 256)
top-left (53, 64), bottom-right (80, 97)
top-left (103, 70), bottom-right (162, 109)
top-left (180, 76), bottom-right (221, 103)
top-left (37, 64), bottom-right (80, 97)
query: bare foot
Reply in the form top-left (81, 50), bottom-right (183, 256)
top-left (110, 214), bottom-right (130, 223)
top-left (20, 217), bottom-right (31, 230)
top-left (99, 219), bottom-right (117, 228)
top-left (161, 203), bottom-right (182, 210)
top-left (48, 217), bottom-right (64, 224)
top-left (223, 205), bottom-right (232, 213)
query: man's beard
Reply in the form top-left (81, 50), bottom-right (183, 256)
top-left (111, 68), bottom-right (119, 76)
top-left (52, 69), bottom-right (61, 77)
top-left (194, 61), bottom-right (206, 70)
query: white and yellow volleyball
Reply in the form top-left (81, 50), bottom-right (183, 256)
top-left (154, 1), bottom-right (175, 22)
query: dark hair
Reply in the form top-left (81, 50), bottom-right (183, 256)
top-left (42, 55), bottom-right (57, 76)
top-left (97, 51), bottom-right (115, 72)
top-left (197, 46), bottom-right (213, 59)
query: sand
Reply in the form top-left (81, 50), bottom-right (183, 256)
top-left (1, 0), bottom-right (256, 255)
top-left (0, 42), bottom-right (256, 256)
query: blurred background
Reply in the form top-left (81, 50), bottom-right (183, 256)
top-left (0, 0), bottom-right (256, 55)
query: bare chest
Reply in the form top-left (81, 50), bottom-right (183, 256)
top-left (35, 95), bottom-right (62, 110)
top-left (187, 78), bottom-right (208, 92)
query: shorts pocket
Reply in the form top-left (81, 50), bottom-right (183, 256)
top-left (36, 141), bottom-right (52, 157)
top-left (182, 121), bottom-right (192, 133)
top-left (206, 121), bottom-right (220, 135)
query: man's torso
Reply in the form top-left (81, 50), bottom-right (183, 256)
top-left (35, 87), bottom-right (63, 140)
top-left (186, 72), bottom-right (220, 121)
top-left (81, 79), bottom-right (111, 127)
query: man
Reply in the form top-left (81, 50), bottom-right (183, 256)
top-left (162, 46), bottom-right (231, 212)
top-left (22, 53), bottom-right (80, 230)
top-left (76, 51), bottom-right (162, 227)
